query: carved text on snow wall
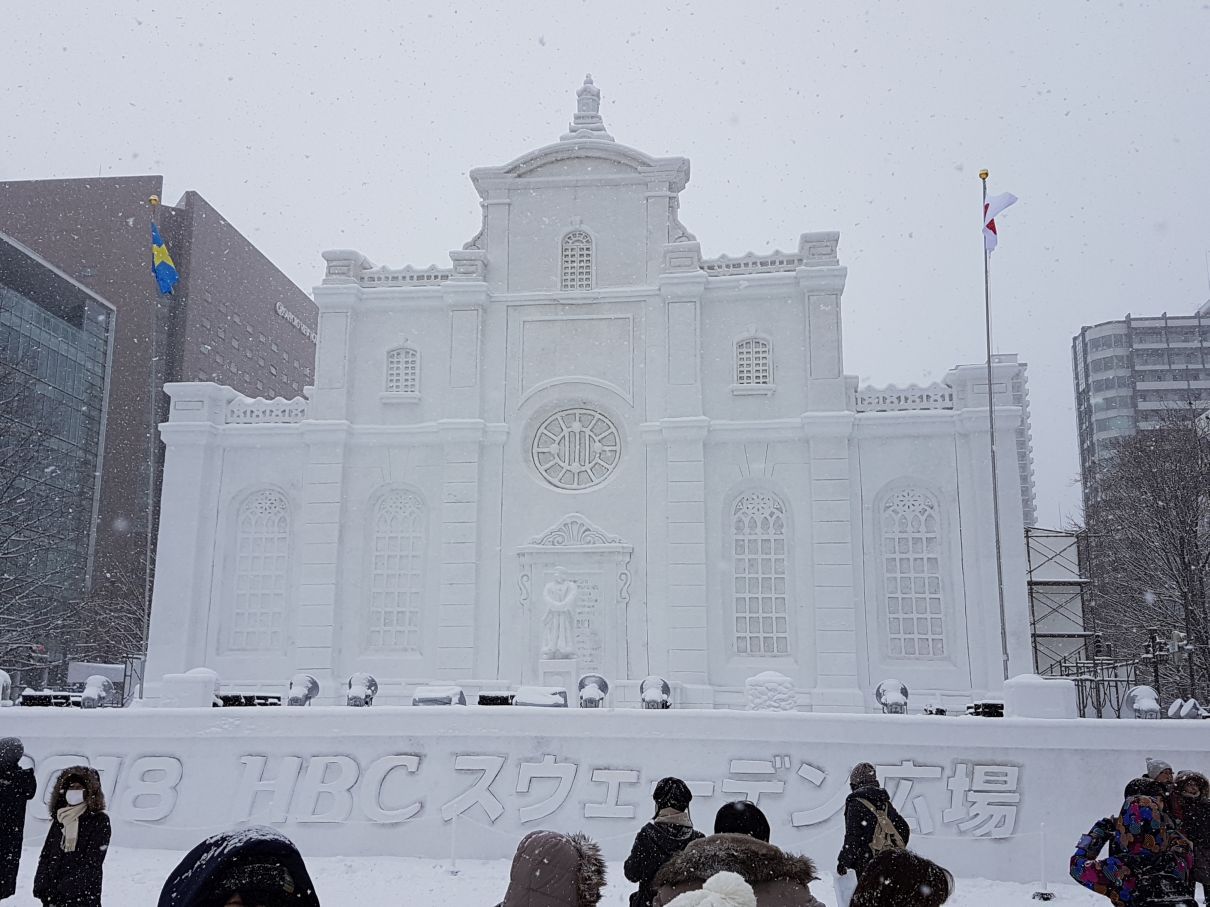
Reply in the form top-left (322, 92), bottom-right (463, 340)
top-left (26, 752), bottom-right (1021, 839)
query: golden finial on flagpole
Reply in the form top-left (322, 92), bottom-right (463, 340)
top-left (978, 169), bottom-right (989, 181)
top-left (148, 195), bottom-right (160, 207)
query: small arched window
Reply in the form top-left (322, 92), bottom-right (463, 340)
top-left (560, 230), bottom-right (594, 291)
top-left (230, 490), bottom-right (290, 652)
top-left (881, 488), bottom-right (946, 658)
top-left (386, 346), bottom-right (419, 395)
top-left (735, 336), bottom-right (773, 387)
top-left (368, 489), bottom-right (425, 652)
top-left (731, 491), bottom-right (790, 656)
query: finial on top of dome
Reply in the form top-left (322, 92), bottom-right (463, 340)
top-left (560, 74), bottom-right (613, 142)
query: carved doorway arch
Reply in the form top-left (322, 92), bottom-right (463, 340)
top-left (518, 513), bottom-right (633, 682)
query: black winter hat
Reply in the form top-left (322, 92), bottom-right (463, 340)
top-left (653, 777), bottom-right (693, 817)
top-left (0, 737), bottom-right (22, 768)
top-left (850, 762), bottom-right (879, 790)
top-left (713, 800), bottom-right (771, 842)
top-left (1124, 776), bottom-right (1166, 800)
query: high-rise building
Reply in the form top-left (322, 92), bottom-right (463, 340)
top-left (0, 233), bottom-right (115, 628)
top-left (0, 177), bottom-right (317, 665)
top-left (1072, 307), bottom-right (1210, 504)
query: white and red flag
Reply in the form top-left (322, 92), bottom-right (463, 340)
top-left (983, 192), bottom-right (1018, 252)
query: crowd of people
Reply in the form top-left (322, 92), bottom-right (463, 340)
top-left (2, 732), bottom-right (1208, 906)
top-left (1069, 758), bottom-right (1209, 907)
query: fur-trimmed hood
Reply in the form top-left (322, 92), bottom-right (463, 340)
top-left (47, 765), bottom-right (105, 817)
top-left (653, 833), bottom-right (818, 889)
top-left (1176, 770), bottom-right (1208, 800)
top-left (501, 830), bottom-right (606, 907)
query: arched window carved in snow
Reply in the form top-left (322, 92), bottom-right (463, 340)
top-left (734, 336), bottom-right (773, 387)
top-left (881, 488), bottom-right (946, 658)
top-left (368, 489), bottom-right (425, 652)
top-left (385, 345), bottom-right (419, 395)
top-left (230, 490), bottom-right (290, 652)
top-left (560, 230), bottom-right (594, 291)
top-left (731, 491), bottom-right (790, 656)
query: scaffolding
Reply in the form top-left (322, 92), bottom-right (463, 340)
top-left (1027, 527), bottom-right (1138, 716)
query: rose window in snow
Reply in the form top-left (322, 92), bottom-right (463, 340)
top-left (531, 408), bottom-right (621, 490)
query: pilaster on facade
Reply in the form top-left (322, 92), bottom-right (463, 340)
top-left (660, 273), bottom-right (707, 417)
top-left (294, 422), bottom-right (350, 693)
top-left (805, 420), bottom-right (863, 710)
top-left (644, 417), bottom-right (710, 685)
top-left (437, 423), bottom-right (486, 677)
top-left (145, 384), bottom-right (239, 688)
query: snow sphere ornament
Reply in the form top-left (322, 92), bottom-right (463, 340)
top-left (287, 673), bottom-right (320, 707)
top-left (876, 679), bottom-right (909, 714)
top-left (640, 675), bottom-right (671, 710)
top-left (346, 672), bottom-right (378, 707)
top-left (578, 674), bottom-right (609, 708)
top-left (1125, 685), bottom-right (1161, 719)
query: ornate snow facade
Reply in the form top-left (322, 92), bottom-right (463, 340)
top-left (145, 77), bottom-right (1033, 710)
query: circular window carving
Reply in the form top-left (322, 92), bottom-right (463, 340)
top-left (531, 408), bottom-right (621, 490)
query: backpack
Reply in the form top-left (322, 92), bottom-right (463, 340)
top-left (854, 797), bottom-right (906, 856)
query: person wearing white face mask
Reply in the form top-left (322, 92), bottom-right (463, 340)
top-left (32, 766), bottom-right (110, 907)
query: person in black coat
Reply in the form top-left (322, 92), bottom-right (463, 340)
top-left (850, 849), bottom-right (952, 907)
top-left (33, 766), bottom-right (110, 907)
top-left (0, 737), bottom-right (37, 901)
top-left (624, 777), bottom-right (704, 907)
top-left (158, 826), bottom-right (320, 907)
top-left (836, 762), bottom-right (911, 881)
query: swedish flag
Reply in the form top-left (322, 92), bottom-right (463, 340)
top-left (151, 222), bottom-right (179, 295)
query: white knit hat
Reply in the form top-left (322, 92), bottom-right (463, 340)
top-left (664, 871), bottom-right (757, 907)
top-left (1146, 757), bottom-right (1173, 780)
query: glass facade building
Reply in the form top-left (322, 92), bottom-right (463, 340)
top-left (0, 235), bottom-right (113, 617)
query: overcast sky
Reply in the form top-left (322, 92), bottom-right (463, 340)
top-left (4, 1), bottom-right (1210, 524)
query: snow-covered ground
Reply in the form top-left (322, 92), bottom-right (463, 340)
top-left (7, 844), bottom-right (1107, 905)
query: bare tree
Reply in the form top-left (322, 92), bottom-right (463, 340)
top-left (65, 562), bottom-right (147, 664)
top-left (1080, 409), bottom-right (1210, 701)
top-left (0, 303), bottom-right (92, 674)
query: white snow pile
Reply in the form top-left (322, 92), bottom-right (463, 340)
top-left (513, 686), bottom-right (567, 707)
top-left (6, 845), bottom-right (1107, 906)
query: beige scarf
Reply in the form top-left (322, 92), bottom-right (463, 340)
top-left (655, 806), bottom-right (694, 827)
top-left (56, 803), bottom-right (87, 852)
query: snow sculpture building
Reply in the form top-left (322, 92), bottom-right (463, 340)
top-left (146, 77), bottom-right (1033, 710)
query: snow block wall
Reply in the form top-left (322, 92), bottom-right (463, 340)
top-left (7, 708), bottom-right (1206, 886)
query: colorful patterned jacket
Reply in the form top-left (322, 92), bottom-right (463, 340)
top-left (1070, 796), bottom-right (1194, 906)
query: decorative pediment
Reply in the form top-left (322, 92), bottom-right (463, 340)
top-left (526, 513), bottom-right (626, 548)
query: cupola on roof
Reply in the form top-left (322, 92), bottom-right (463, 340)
top-left (560, 74), bottom-right (613, 142)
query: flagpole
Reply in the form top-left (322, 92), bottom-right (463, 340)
top-left (980, 169), bottom-right (1011, 682)
top-left (141, 194), bottom-right (162, 689)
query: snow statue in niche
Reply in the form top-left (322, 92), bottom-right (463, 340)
top-left (540, 567), bottom-right (579, 659)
